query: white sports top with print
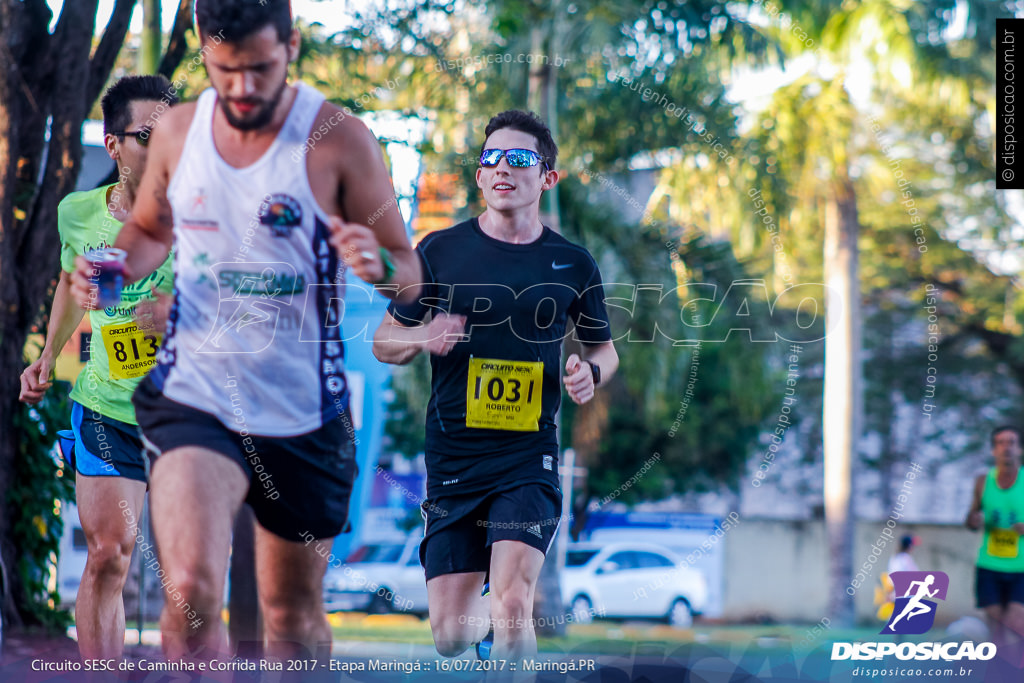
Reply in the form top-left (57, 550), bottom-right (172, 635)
top-left (155, 83), bottom-right (348, 437)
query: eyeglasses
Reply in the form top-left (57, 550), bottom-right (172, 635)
top-left (479, 148), bottom-right (548, 169)
top-left (113, 127), bottom-right (153, 147)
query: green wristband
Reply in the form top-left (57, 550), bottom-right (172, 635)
top-left (375, 247), bottom-right (397, 285)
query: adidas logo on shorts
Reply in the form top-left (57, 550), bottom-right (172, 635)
top-left (528, 524), bottom-right (543, 538)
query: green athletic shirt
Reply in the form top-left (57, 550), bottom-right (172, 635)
top-left (977, 468), bottom-right (1024, 573)
top-left (57, 184), bottom-right (174, 425)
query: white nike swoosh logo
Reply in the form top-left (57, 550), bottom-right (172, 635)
top-left (552, 262), bottom-right (573, 269)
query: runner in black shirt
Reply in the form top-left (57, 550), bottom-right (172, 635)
top-left (374, 110), bottom-right (618, 659)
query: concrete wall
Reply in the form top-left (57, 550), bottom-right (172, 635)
top-left (721, 520), bottom-right (983, 625)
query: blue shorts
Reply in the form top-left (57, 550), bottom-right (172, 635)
top-left (976, 566), bottom-right (1024, 608)
top-left (62, 401), bottom-right (148, 482)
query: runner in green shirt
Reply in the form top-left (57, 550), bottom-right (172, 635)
top-left (19, 75), bottom-right (176, 661)
top-left (965, 425), bottom-right (1024, 646)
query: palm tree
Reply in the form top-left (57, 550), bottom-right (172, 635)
top-left (655, 0), bottom-right (1012, 624)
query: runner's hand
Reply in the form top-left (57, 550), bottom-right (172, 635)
top-left (134, 288), bottom-right (172, 333)
top-left (1012, 522), bottom-right (1024, 536)
top-left (967, 510), bottom-right (984, 530)
top-left (563, 353), bottom-right (595, 405)
top-left (19, 355), bottom-right (54, 405)
top-left (328, 218), bottom-right (385, 284)
top-left (69, 255), bottom-right (102, 310)
top-left (423, 313), bottom-right (466, 356)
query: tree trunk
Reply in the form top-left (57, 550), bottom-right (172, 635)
top-left (140, 0), bottom-right (162, 75)
top-left (526, 8), bottom-right (560, 232)
top-left (823, 173), bottom-right (861, 627)
top-left (878, 316), bottom-right (897, 514)
top-left (0, 0), bottom-right (174, 629)
top-left (526, 2), bottom-right (569, 636)
top-left (158, 1), bottom-right (196, 81)
top-left (1, 0), bottom-right (103, 630)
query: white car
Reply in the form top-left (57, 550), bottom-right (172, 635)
top-left (323, 533), bottom-right (429, 616)
top-left (561, 542), bottom-right (708, 628)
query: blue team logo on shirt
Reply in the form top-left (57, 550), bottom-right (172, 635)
top-left (258, 194), bottom-right (303, 237)
top-left (882, 571), bottom-right (949, 635)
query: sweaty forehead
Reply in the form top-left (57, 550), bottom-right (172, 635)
top-left (484, 128), bottom-right (539, 152)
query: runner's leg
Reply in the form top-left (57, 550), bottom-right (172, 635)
top-left (150, 446), bottom-right (247, 660)
top-left (427, 572), bottom-right (490, 657)
top-left (75, 475), bottom-right (145, 659)
top-left (489, 540), bottom-right (545, 659)
top-left (254, 526), bottom-right (333, 661)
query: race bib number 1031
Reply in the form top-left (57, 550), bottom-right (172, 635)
top-left (465, 357), bottom-right (543, 432)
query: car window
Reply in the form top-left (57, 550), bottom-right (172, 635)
top-left (605, 552), bottom-right (638, 570)
top-left (636, 552), bottom-right (674, 568)
top-left (566, 550), bottom-right (599, 567)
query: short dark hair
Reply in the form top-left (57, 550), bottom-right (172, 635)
top-left (991, 425), bottom-right (1022, 446)
top-left (196, 0), bottom-right (292, 44)
top-left (482, 110), bottom-right (558, 171)
top-left (101, 75), bottom-right (178, 136)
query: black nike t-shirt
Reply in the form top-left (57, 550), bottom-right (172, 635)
top-left (387, 218), bottom-right (612, 497)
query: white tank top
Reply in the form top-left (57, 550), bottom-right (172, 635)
top-left (157, 83), bottom-right (348, 437)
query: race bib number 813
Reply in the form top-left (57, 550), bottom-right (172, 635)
top-left (466, 357), bottom-right (543, 432)
top-left (101, 322), bottom-right (161, 380)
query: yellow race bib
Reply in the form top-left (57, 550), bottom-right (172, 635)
top-left (466, 357), bottom-right (544, 432)
top-left (101, 322), bottom-right (162, 380)
top-left (988, 528), bottom-right (1020, 559)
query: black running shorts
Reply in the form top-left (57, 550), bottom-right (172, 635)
top-left (976, 565), bottom-right (1024, 609)
top-left (420, 481), bottom-right (562, 580)
top-left (133, 377), bottom-right (357, 541)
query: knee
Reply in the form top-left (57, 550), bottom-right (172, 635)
top-left (165, 566), bottom-right (221, 613)
top-left (262, 596), bottom-right (324, 640)
top-left (1005, 609), bottom-right (1024, 635)
top-left (431, 614), bottom-right (475, 657)
top-left (434, 640), bottom-right (467, 658)
top-left (84, 536), bottom-right (133, 582)
top-left (492, 585), bottom-right (532, 621)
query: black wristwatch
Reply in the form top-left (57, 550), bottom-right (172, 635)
top-left (586, 360), bottom-right (601, 387)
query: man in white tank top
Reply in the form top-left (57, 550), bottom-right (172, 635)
top-left (70, 0), bottom-right (421, 665)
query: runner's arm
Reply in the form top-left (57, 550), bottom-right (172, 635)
top-left (111, 114), bottom-right (176, 284)
top-left (69, 115), bottom-right (177, 308)
top-left (581, 341), bottom-right (619, 386)
top-left (19, 271), bottom-right (85, 403)
top-left (965, 474), bottom-right (985, 530)
top-left (335, 121), bottom-right (420, 302)
top-left (372, 311), bottom-right (466, 365)
top-left (563, 341), bottom-right (619, 406)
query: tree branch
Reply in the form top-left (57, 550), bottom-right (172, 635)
top-left (159, 0), bottom-right (195, 81)
top-left (20, 0), bottom-right (98, 321)
top-left (86, 0), bottom-right (135, 107)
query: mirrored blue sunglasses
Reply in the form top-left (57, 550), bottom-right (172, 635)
top-left (479, 148), bottom-right (548, 169)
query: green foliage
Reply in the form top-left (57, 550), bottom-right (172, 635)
top-left (382, 354), bottom-right (431, 460)
top-left (559, 179), bottom-right (784, 497)
top-left (349, 0), bottom-right (1023, 511)
top-left (11, 381), bottom-right (75, 632)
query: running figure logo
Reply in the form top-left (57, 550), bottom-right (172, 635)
top-left (882, 571), bottom-right (949, 635)
top-left (197, 262), bottom-right (300, 354)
